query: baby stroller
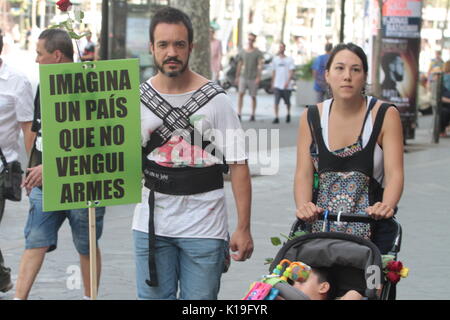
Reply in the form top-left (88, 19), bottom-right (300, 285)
top-left (269, 211), bottom-right (402, 300)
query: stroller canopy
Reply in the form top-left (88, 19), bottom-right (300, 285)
top-left (269, 232), bottom-right (383, 299)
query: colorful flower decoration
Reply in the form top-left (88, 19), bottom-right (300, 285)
top-left (382, 255), bottom-right (409, 284)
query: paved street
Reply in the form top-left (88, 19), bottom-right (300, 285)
top-left (1, 48), bottom-right (450, 300)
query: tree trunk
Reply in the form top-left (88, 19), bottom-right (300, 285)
top-left (170, 0), bottom-right (211, 79)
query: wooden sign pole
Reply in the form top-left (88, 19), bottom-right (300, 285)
top-left (89, 206), bottom-right (97, 300)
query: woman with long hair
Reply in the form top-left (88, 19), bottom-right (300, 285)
top-left (294, 43), bottom-right (404, 254)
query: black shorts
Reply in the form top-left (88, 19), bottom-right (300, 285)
top-left (274, 88), bottom-right (292, 106)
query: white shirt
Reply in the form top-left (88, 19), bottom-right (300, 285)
top-left (132, 79), bottom-right (247, 240)
top-left (0, 59), bottom-right (34, 171)
top-left (272, 55), bottom-right (295, 90)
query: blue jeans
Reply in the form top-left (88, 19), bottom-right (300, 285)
top-left (133, 230), bottom-right (227, 300)
top-left (24, 188), bottom-right (106, 255)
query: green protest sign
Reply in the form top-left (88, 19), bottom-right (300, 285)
top-left (39, 59), bottom-right (142, 211)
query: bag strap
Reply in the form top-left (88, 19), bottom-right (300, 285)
top-left (366, 102), bottom-right (396, 148)
top-left (307, 104), bottom-right (324, 151)
top-left (145, 189), bottom-right (158, 287)
top-left (357, 97), bottom-right (378, 141)
top-left (0, 147), bottom-right (9, 172)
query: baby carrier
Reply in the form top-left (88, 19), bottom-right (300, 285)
top-left (140, 81), bottom-right (227, 287)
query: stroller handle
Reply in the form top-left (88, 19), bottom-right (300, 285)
top-left (317, 211), bottom-right (373, 223)
top-left (290, 211), bottom-right (374, 236)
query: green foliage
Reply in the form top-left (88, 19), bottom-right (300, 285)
top-left (292, 230), bottom-right (308, 239)
top-left (270, 237), bottom-right (282, 246)
top-left (74, 10), bottom-right (85, 22)
top-left (265, 230), bottom-right (308, 265)
top-left (270, 231), bottom-right (307, 247)
top-left (382, 254), bottom-right (396, 269)
top-left (295, 58), bottom-right (315, 81)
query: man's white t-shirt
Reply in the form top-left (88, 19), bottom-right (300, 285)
top-left (272, 55), bottom-right (295, 90)
top-left (0, 60), bottom-right (34, 171)
top-left (132, 79), bottom-right (247, 240)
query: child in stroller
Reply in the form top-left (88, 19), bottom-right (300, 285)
top-left (268, 212), bottom-right (404, 300)
top-left (242, 211), bottom-right (405, 300)
top-left (265, 264), bottom-right (363, 300)
top-left (288, 267), bottom-right (363, 300)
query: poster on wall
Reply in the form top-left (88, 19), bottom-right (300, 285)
top-left (380, 37), bottom-right (421, 120)
top-left (376, 0), bottom-right (422, 139)
top-left (382, 0), bottom-right (422, 38)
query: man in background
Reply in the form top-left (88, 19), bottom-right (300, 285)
top-left (235, 33), bottom-right (264, 121)
top-left (428, 50), bottom-right (444, 83)
top-left (271, 42), bottom-right (295, 124)
top-left (0, 30), bottom-right (35, 294)
top-left (312, 43), bottom-right (332, 102)
top-left (14, 29), bottom-right (105, 300)
top-left (210, 26), bottom-right (222, 83)
top-left (80, 32), bottom-right (95, 62)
